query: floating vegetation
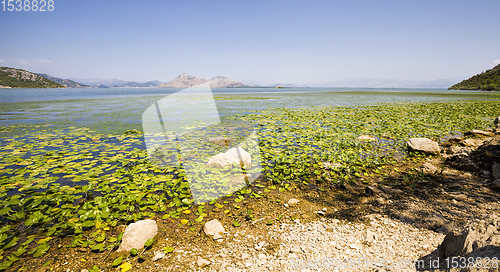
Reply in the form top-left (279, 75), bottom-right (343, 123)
top-left (0, 99), bottom-right (499, 269)
top-left (213, 96), bottom-right (277, 100)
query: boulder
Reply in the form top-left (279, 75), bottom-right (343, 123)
top-left (465, 129), bottom-right (495, 137)
top-left (117, 219), bottom-right (158, 252)
top-left (204, 219), bottom-right (225, 240)
top-left (206, 146), bottom-right (251, 168)
top-left (438, 215), bottom-right (500, 259)
top-left (356, 135), bottom-right (377, 141)
top-left (407, 138), bottom-right (440, 155)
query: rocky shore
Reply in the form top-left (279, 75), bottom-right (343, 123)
top-left (30, 118), bottom-right (500, 272)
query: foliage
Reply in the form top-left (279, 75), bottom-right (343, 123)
top-left (0, 100), bottom-right (499, 269)
top-left (0, 67), bottom-right (64, 89)
top-left (449, 64), bottom-right (500, 91)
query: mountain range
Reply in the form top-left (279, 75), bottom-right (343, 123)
top-left (157, 74), bottom-right (246, 88)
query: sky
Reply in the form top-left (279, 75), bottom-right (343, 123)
top-left (1, 0), bottom-right (499, 87)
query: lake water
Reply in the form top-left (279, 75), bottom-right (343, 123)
top-left (0, 87), bottom-right (498, 134)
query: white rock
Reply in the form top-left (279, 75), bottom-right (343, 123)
top-left (197, 257), bottom-right (210, 268)
top-left (287, 199), bottom-right (299, 206)
top-left (204, 219), bottom-right (225, 240)
top-left (117, 219), bottom-right (158, 252)
top-left (241, 252), bottom-right (250, 259)
top-left (420, 162), bottom-right (439, 174)
top-left (152, 251), bottom-right (165, 261)
top-left (206, 146), bottom-right (251, 168)
top-left (356, 135), bottom-right (377, 141)
top-left (258, 253), bottom-right (267, 260)
top-left (407, 138), bottom-right (440, 155)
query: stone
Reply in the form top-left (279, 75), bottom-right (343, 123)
top-left (287, 199), bottom-right (300, 206)
top-left (117, 219), bottom-right (158, 252)
top-left (465, 129), bottom-right (495, 137)
top-left (152, 251), bottom-right (165, 261)
top-left (321, 162), bottom-right (342, 170)
top-left (366, 186), bottom-right (382, 196)
top-left (426, 214), bottom-right (447, 230)
top-left (420, 162), bottom-right (439, 174)
top-left (349, 243), bottom-right (363, 249)
top-left (380, 185), bottom-right (403, 195)
top-left (445, 145), bottom-right (461, 154)
top-left (207, 137), bottom-right (234, 146)
top-left (492, 163), bottom-right (500, 180)
top-left (445, 152), bottom-right (480, 172)
top-left (438, 215), bottom-right (500, 259)
top-left (407, 138), bottom-right (440, 155)
top-left (462, 138), bottom-right (485, 147)
top-left (356, 135), bottom-right (377, 141)
top-left (491, 180), bottom-right (500, 191)
top-left (241, 252), bottom-right (250, 259)
top-left (363, 229), bottom-right (376, 242)
top-left (204, 219), bottom-right (225, 240)
top-left (206, 146), bottom-right (251, 168)
top-left (317, 210), bottom-right (326, 216)
top-left (495, 116), bottom-right (500, 132)
top-left (197, 257), bottom-right (210, 268)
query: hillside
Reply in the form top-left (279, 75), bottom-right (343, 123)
top-left (0, 67), bottom-right (64, 88)
top-left (37, 73), bottom-right (89, 88)
top-left (449, 64), bottom-right (500, 91)
top-left (157, 73), bottom-right (246, 88)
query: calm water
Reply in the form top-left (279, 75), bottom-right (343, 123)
top-left (0, 87), bottom-right (498, 134)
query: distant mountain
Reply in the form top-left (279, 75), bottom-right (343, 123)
top-left (37, 73), bottom-right (89, 88)
top-left (157, 74), bottom-right (246, 88)
top-left (119, 81), bottom-right (161, 88)
top-left (449, 64), bottom-right (500, 91)
top-left (0, 67), bottom-right (64, 88)
top-left (70, 78), bottom-right (130, 88)
top-left (271, 83), bottom-right (309, 88)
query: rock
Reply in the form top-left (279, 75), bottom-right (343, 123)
top-left (290, 245), bottom-right (302, 254)
top-left (204, 219), bottom-right (225, 240)
top-left (492, 163), bottom-right (500, 180)
top-left (321, 162), bottom-right (342, 170)
top-left (152, 251), bottom-right (165, 261)
top-left (495, 116), bottom-right (500, 132)
top-left (363, 229), bottom-right (376, 242)
top-left (465, 129), bottom-right (495, 137)
top-left (445, 145), bottom-right (462, 154)
top-left (356, 135), bottom-right (377, 141)
top-left (491, 180), bottom-right (500, 191)
top-left (380, 185), bottom-right (403, 195)
top-left (206, 146), bottom-right (251, 168)
top-left (117, 219), bottom-right (158, 252)
top-left (207, 137), bottom-right (234, 146)
top-left (426, 214), bottom-right (447, 230)
top-left (241, 252), bottom-right (250, 259)
top-left (349, 242), bottom-right (363, 249)
top-left (197, 257), bottom-right (210, 268)
top-left (287, 199), bottom-right (300, 206)
top-left (420, 163), bottom-right (439, 174)
top-left (446, 152), bottom-right (480, 172)
top-left (438, 215), bottom-right (500, 259)
top-left (365, 186), bottom-right (382, 196)
top-left (407, 138), bottom-right (440, 155)
top-left (462, 138), bottom-right (484, 147)
top-left (317, 210), bottom-right (326, 216)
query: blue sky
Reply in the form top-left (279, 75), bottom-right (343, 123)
top-left (1, 0), bottom-right (499, 87)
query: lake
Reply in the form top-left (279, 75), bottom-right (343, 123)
top-left (1, 87), bottom-right (498, 135)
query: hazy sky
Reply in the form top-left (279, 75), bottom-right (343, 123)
top-left (1, 0), bottom-right (499, 87)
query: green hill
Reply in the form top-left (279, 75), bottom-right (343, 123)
top-left (449, 64), bottom-right (500, 91)
top-left (0, 67), bottom-right (64, 88)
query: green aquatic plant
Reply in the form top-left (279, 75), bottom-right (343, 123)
top-left (0, 100), bottom-right (498, 269)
